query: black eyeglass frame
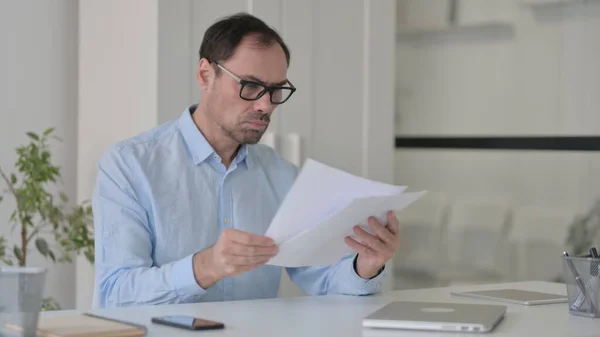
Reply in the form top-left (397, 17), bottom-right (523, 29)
top-left (212, 61), bottom-right (297, 105)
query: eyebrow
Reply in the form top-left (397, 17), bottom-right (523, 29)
top-left (244, 75), bottom-right (289, 87)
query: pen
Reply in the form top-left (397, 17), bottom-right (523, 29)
top-left (590, 248), bottom-right (599, 277)
top-left (564, 251), bottom-right (598, 313)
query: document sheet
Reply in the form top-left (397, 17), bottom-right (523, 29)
top-left (265, 159), bottom-right (426, 267)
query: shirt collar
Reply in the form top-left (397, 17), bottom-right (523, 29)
top-left (177, 105), bottom-right (252, 168)
top-left (235, 144), bottom-right (250, 169)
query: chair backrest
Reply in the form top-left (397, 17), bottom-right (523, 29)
top-left (444, 197), bottom-right (512, 274)
top-left (509, 205), bottom-right (575, 281)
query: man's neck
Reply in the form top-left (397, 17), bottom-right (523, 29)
top-left (191, 105), bottom-right (239, 168)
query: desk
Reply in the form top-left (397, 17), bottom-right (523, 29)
top-left (43, 281), bottom-right (599, 336)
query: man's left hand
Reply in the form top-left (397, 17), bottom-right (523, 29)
top-left (344, 210), bottom-right (400, 279)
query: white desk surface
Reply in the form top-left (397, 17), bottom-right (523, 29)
top-left (43, 281), bottom-right (600, 336)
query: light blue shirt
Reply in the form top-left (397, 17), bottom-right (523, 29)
top-left (93, 105), bottom-right (385, 308)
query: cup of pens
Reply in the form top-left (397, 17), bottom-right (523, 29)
top-left (563, 248), bottom-right (600, 318)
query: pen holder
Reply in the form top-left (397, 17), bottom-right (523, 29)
top-left (563, 255), bottom-right (600, 318)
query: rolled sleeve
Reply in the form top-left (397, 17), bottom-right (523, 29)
top-left (171, 253), bottom-right (207, 298)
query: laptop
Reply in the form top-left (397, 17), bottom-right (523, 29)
top-left (362, 301), bottom-right (507, 333)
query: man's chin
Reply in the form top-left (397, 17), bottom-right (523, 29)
top-left (237, 132), bottom-right (264, 145)
top-left (241, 138), bottom-right (260, 145)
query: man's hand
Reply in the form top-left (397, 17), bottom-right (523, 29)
top-left (345, 211), bottom-right (400, 279)
top-left (192, 228), bottom-right (278, 289)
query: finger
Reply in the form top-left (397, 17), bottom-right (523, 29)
top-left (228, 242), bottom-right (278, 257)
top-left (367, 217), bottom-right (396, 244)
top-left (353, 225), bottom-right (388, 253)
top-left (345, 236), bottom-right (376, 256)
top-left (387, 211), bottom-right (400, 236)
top-left (226, 254), bottom-right (272, 266)
top-left (224, 228), bottom-right (276, 247)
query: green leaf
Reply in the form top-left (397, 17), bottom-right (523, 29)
top-left (48, 250), bottom-right (56, 262)
top-left (0, 237), bottom-right (6, 258)
top-left (0, 195), bottom-right (3, 203)
top-left (43, 128), bottom-right (55, 137)
top-left (10, 174), bottom-right (17, 185)
top-left (84, 250), bottom-right (94, 264)
top-left (13, 246), bottom-right (22, 262)
top-left (41, 297), bottom-right (61, 311)
top-left (59, 192), bottom-right (68, 203)
top-left (35, 238), bottom-right (50, 257)
top-left (26, 132), bottom-right (39, 141)
top-left (5, 259), bottom-right (14, 266)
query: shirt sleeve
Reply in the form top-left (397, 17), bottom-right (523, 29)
top-left (93, 146), bottom-right (206, 308)
top-left (285, 253), bottom-right (387, 296)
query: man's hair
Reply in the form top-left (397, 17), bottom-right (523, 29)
top-left (199, 12), bottom-right (290, 66)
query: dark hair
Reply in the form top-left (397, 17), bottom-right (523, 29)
top-left (199, 12), bottom-right (290, 66)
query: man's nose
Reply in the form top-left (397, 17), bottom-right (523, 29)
top-left (254, 92), bottom-right (275, 113)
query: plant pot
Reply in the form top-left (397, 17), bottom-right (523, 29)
top-left (0, 267), bottom-right (47, 337)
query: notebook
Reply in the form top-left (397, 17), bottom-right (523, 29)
top-left (5, 313), bottom-right (146, 337)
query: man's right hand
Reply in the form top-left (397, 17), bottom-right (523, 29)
top-left (192, 228), bottom-right (278, 289)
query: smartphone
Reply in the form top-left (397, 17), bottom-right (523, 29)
top-left (151, 315), bottom-right (225, 330)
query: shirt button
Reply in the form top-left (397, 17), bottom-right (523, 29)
top-left (103, 232), bottom-right (110, 237)
top-left (224, 217), bottom-right (230, 224)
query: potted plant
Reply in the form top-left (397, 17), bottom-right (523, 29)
top-left (0, 128), bottom-right (94, 310)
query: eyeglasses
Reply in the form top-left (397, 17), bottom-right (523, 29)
top-left (213, 61), bottom-right (296, 105)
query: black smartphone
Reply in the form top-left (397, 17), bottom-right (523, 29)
top-left (151, 315), bottom-right (225, 331)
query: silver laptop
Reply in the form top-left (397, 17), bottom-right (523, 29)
top-left (362, 301), bottom-right (506, 333)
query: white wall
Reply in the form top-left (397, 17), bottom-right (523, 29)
top-left (395, 0), bottom-right (600, 214)
top-left (77, 0), bottom-right (160, 309)
top-left (157, 0), bottom-right (194, 124)
top-left (0, 1), bottom-right (78, 309)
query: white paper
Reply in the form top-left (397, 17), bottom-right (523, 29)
top-left (265, 159), bottom-right (426, 267)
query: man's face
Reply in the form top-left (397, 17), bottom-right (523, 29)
top-left (201, 36), bottom-right (288, 144)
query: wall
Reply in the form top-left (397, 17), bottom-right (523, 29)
top-left (0, 1), bottom-right (78, 309)
top-left (157, 0), bottom-right (194, 124)
top-left (395, 0), bottom-right (600, 214)
top-left (77, 0), bottom-right (160, 309)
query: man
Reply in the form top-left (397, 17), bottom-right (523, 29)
top-left (93, 13), bottom-right (400, 308)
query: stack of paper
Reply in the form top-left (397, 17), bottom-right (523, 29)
top-left (266, 159), bottom-right (426, 267)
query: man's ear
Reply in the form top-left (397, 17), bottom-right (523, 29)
top-left (196, 58), bottom-right (213, 91)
